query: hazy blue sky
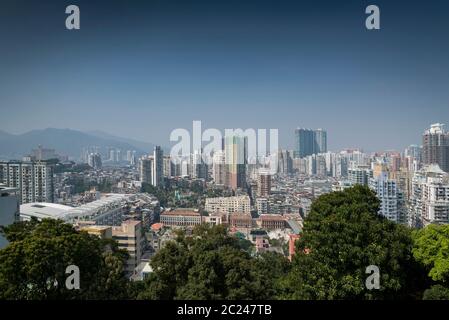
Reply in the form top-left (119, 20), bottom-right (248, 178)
top-left (1, 0), bottom-right (448, 151)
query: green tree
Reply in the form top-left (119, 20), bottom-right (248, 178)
top-left (412, 224), bottom-right (449, 282)
top-left (0, 219), bottom-right (130, 300)
top-left (283, 185), bottom-right (421, 300)
top-left (141, 183), bottom-right (169, 207)
top-left (412, 224), bottom-right (449, 300)
top-left (255, 251), bottom-right (291, 299)
top-left (137, 224), bottom-right (275, 300)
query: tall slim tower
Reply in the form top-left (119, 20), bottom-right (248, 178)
top-left (422, 123), bottom-right (449, 173)
top-left (153, 146), bottom-right (164, 186)
top-left (314, 128), bottom-right (327, 154)
top-left (225, 135), bottom-right (247, 191)
top-left (139, 157), bottom-right (153, 185)
top-left (257, 169), bottom-right (271, 197)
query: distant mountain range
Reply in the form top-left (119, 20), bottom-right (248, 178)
top-left (0, 128), bottom-right (160, 161)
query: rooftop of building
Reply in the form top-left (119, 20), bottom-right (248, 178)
top-left (162, 208), bottom-right (200, 216)
top-left (20, 202), bottom-right (73, 220)
top-left (150, 223), bottom-right (163, 231)
top-left (230, 213), bottom-right (252, 219)
top-left (20, 193), bottom-right (135, 221)
top-left (112, 220), bottom-right (141, 235)
top-left (258, 214), bottom-right (287, 221)
top-left (205, 195), bottom-right (250, 201)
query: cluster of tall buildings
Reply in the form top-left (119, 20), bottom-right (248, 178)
top-left (161, 135), bottom-right (249, 191)
top-left (0, 160), bottom-right (55, 204)
top-left (139, 146), bottom-right (164, 187)
top-left (294, 128), bottom-right (327, 158)
top-left (81, 147), bottom-right (137, 165)
top-left (1, 123), bottom-right (448, 241)
top-left (87, 153), bottom-right (102, 169)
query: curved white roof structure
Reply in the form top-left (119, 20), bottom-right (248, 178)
top-left (20, 203), bottom-right (72, 221)
top-left (20, 193), bottom-right (136, 223)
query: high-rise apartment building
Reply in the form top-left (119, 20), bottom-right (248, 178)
top-left (212, 150), bottom-right (227, 185)
top-left (163, 155), bottom-right (174, 178)
top-left (0, 185), bottom-right (20, 248)
top-left (87, 153), bottom-right (102, 169)
top-left (0, 160), bottom-right (55, 204)
top-left (348, 166), bottom-right (373, 186)
top-left (369, 173), bottom-right (405, 224)
top-left (153, 146), bottom-right (164, 186)
top-left (257, 169), bottom-right (271, 197)
top-left (422, 123), bottom-right (449, 172)
top-left (314, 128), bottom-right (327, 154)
top-left (294, 128), bottom-right (327, 158)
top-left (294, 128), bottom-right (314, 158)
top-left (139, 157), bottom-right (153, 185)
top-left (278, 150), bottom-right (293, 175)
top-left (191, 150), bottom-right (208, 180)
top-left (410, 164), bottom-right (449, 227)
top-left (225, 135), bottom-right (247, 190)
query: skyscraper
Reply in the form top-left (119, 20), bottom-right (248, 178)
top-left (191, 149), bottom-right (208, 180)
top-left (294, 128), bottom-right (327, 158)
top-left (212, 150), bottom-right (227, 185)
top-left (422, 123), bottom-right (449, 172)
top-left (87, 153), bottom-right (102, 169)
top-left (410, 164), bottom-right (449, 227)
top-left (139, 157), bottom-right (153, 184)
top-left (225, 135), bottom-right (247, 190)
top-left (294, 128), bottom-right (315, 158)
top-left (257, 169), bottom-right (271, 197)
top-left (314, 128), bottom-right (327, 154)
top-left (152, 146), bottom-right (163, 186)
top-left (163, 155), bottom-right (174, 178)
top-left (278, 150), bottom-right (293, 175)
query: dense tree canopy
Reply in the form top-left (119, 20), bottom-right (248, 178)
top-left (412, 224), bottom-right (449, 299)
top-left (137, 224), bottom-right (289, 300)
top-left (282, 185), bottom-right (423, 300)
top-left (412, 224), bottom-right (449, 282)
top-left (0, 218), bottom-right (130, 300)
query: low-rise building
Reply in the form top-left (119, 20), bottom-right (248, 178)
top-left (229, 213), bottom-right (253, 229)
top-left (256, 214), bottom-right (287, 230)
top-left (205, 195), bottom-right (251, 214)
top-left (160, 208), bottom-right (202, 227)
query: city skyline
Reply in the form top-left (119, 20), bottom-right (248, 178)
top-left (1, 0), bottom-right (449, 152)
top-left (0, 123), bottom-right (445, 156)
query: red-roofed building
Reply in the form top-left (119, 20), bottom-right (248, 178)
top-left (288, 234), bottom-right (301, 261)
